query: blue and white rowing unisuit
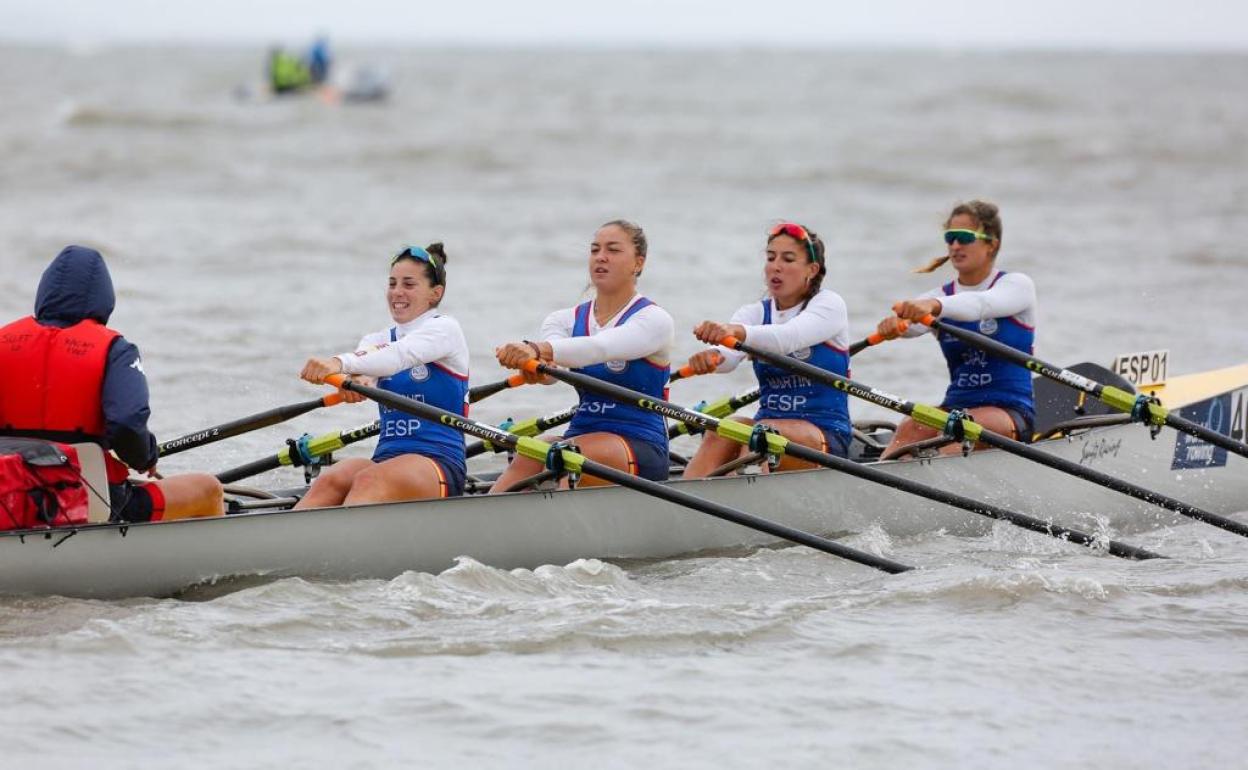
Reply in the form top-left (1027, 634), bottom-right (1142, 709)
top-left (752, 298), bottom-right (852, 441)
top-left (716, 289), bottom-right (853, 453)
top-left (335, 309), bottom-right (471, 481)
top-left (565, 298), bottom-right (670, 446)
top-left (926, 269), bottom-right (1037, 421)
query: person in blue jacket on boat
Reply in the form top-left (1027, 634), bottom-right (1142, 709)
top-left (305, 36), bottom-right (331, 85)
top-left (874, 199), bottom-right (1038, 459)
top-left (295, 243), bottom-right (470, 507)
top-left (679, 221), bottom-right (853, 477)
top-left (490, 220), bottom-right (675, 492)
top-left (0, 246), bottom-right (224, 522)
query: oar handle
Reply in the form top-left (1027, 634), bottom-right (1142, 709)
top-left (468, 373), bottom-right (527, 404)
top-left (669, 352), bottom-right (725, 382)
top-left (848, 321), bottom-right (910, 356)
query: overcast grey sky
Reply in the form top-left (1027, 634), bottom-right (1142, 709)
top-left (4, 0), bottom-right (1247, 49)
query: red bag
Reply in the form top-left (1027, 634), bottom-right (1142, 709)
top-left (0, 438), bottom-right (89, 530)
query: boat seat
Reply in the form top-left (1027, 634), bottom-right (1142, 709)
top-left (69, 443), bottom-right (112, 523)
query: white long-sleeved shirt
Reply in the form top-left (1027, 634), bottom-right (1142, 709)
top-left (902, 270), bottom-right (1036, 337)
top-left (541, 294), bottom-right (674, 368)
top-left (714, 289), bottom-right (850, 372)
top-left (334, 308), bottom-right (471, 378)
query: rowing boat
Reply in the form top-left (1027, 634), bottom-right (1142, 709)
top-left (2, 362), bottom-right (1246, 599)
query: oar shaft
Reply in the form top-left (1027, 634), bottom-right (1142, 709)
top-left (924, 317), bottom-right (1248, 460)
top-left (668, 389), bottom-right (762, 438)
top-left (465, 407), bottom-right (577, 459)
top-left (529, 359), bottom-right (1163, 561)
top-left (159, 393), bottom-right (343, 457)
top-left (214, 421), bottom-right (379, 484)
top-left (974, 430), bottom-right (1248, 539)
top-left (324, 374), bottom-right (912, 574)
top-left (578, 457), bottom-right (912, 574)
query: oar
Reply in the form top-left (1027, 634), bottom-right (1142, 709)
top-left (669, 389), bottom-right (761, 439)
top-left (159, 392), bottom-right (345, 457)
top-left (465, 406), bottom-right (578, 458)
top-left (723, 334), bottom-right (1248, 540)
top-left (848, 321), bottom-right (910, 356)
top-left (522, 359), bottom-right (1163, 561)
top-left (322, 373), bottom-right (913, 574)
top-left (668, 352), bottom-right (725, 383)
top-left (916, 315), bottom-right (1248, 461)
top-left (215, 421), bottom-right (379, 484)
top-left (468, 374), bottom-right (527, 404)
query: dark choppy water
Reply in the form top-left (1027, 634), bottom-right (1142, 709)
top-left (1, 45), bottom-right (1246, 768)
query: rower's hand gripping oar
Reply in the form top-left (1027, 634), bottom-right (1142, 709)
top-left (159, 392), bottom-right (345, 457)
top-left (322, 373), bottom-right (913, 574)
top-left (911, 315), bottom-right (1248, 461)
top-left (526, 356), bottom-right (1164, 561)
top-left (726, 331), bottom-right (1248, 543)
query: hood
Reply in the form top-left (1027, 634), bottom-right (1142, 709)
top-left (34, 245), bottom-right (116, 325)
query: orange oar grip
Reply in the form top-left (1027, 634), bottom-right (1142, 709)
top-left (324, 373), bottom-right (347, 388)
top-left (677, 364), bottom-right (695, 378)
top-left (918, 314), bottom-right (936, 326)
top-left (866, 332), bottom-right (885, 346)
top-left (322, 391), bottom-right (346, 407)
top-left (507, 373), bottom-right (526, 387)
top-left (720, 335), bottom-right (741, 349)
top-left (521, 359), bottom-right (541, 374)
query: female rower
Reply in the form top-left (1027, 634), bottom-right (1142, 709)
top-left (680, 222), bottom-right (852, 478)
top-left (874, 199), bottom-right (1036, 459)
top-left (491, 220), bottom-right (675, 493)
top-left (295, 243), bottom-right (470, 507)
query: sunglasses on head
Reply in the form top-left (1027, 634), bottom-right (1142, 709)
top-left (391, 245), bottom-right (445, 285)
top-left (943, 229), bottom-right (995, 246)
top-left (768, 222), bottom-right (821, 265)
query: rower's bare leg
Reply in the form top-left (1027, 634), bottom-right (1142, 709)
top-left (879, 417), bottom-right (941, 461)
top-left (343, 455), bottom-right (447, 505)
top-left (155, 473), bottom-right (225, 519)
top-left (488, 432), bottom-right (563, 494)
top-left (293, 457), bottom-right (373, 509)
top-left (682, 416), bottom-right (754, 479)
top-left (562, 432), bottom-right (636, 488)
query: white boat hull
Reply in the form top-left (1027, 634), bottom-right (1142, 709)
top-left (3, 384), bottom-right (1245, 598)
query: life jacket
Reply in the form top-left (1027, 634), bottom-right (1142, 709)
top-left (374, 325), bottom-right (469, 478)
top-left (751, 298), bottom-right (852, 442)
top-left (0, 438), bottom-right (89, 531)
top-left (937, 270), bottom-right (1036, 418)
top-left (565, 297), bottom-right (671, 448)
top-left (0, 316), bottom-right (130, 483)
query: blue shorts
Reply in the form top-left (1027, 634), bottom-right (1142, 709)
top-left (563, 431), bottom-right (671, 482)
top-left (370, 451), bottom-right (466, 497)
top-left (820, 428), bottom-right (851, 458)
